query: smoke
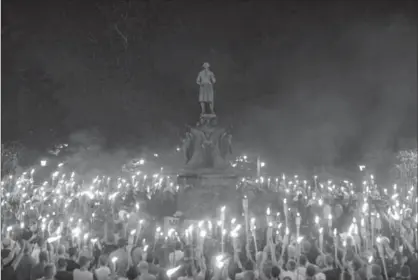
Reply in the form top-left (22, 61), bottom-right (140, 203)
top-left (59, 129), bottom-right (135, 179)
top-left (59, 129), bottom-right (184, 179)
top-left (235, 14), bottom-right (417, 172)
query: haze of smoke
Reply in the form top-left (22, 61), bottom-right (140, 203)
top-left (62, 130), bottom-right (136, 179)
top-left (62, 129), bottom-right (185, 179)
top-left (237, 15), bottom-right (417, 173)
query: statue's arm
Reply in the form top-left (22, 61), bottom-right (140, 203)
top-left (210, 72), bottom-right (216, 84)
top-left (196, 72), bottom-right (202, 85)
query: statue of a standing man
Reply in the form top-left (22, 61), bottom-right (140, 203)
top-left (196, 62), bottom-right (216, 115)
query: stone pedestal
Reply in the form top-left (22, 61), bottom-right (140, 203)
top-left (178, 114), bottom-right (237, 219)
top-left (177, 172), bottom-right (239, 219)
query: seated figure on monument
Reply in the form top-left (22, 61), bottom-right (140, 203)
top-left (196, 62), bottom-right (216, 115)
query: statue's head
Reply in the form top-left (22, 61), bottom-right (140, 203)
top-left (202, 62), bottom-right (210, 69)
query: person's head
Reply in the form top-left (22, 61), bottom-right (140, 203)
top-left (118, 238), bottom-right (127, 249)
top-left (131, 247), bottom-right (142, 265)
top-left (68, 247), bottom-right (78, 260)
top-left (371, 264), bottom-right (382, 277)
top-left (286, 259), bottom-right (296, 272)
top-left (30, 222), bottom-right (37, 232)
top-left (299, 255), bottom-right (307, 267)
top-left (302, 240), bottom-right (312, 254)
top-left (39, 251), bottom-right (48, 263)
top-left (306, 265), bottom-right (316, 277)
top-left (324, 255), bottom-right (334, 267)
top-left (44, 264), bottom-right (55, 279)
top-left (243, 259), bottom-right (253, 271)
top-left (57, 245), bottom-right (65, 255)
top-left (202, 62), bottom-right (210, 69)
top-left (315, 255), bottom-right (325, 268)
top-left (138, 261), bottom-right (149, 274)
top-left (79, 256), bottom-right (90, 269)
top-left (99, 255), bottom-right (108, 267)
top-left (271, 266), bottom-right (281, 279)
top-left (57, 258), bottom-right (67, 271)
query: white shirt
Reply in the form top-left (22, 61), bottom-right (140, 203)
top-left (95, 266), bottom-right (111, 280)
top-left (295, 267), bottom-right (306, 280)
top-left (280, 271), bottom-right (296, 280)
top-left (73, 269), bottom-right (94, 280)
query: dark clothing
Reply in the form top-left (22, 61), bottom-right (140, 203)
top-left (66, 259), bottom-right (80, 272)
top-left (55, 270), bottom-right (74, 280)
top-left (16, 254), bottom-right (36, 280)
top-left (323, 268), bottom-right (341, 280)
top-left (102, 244), bottom-right (118, 255)
top-left (147, 263), bottom-right (163, 276)
top-left (306, 247), bottom-right (320, 265)
top-left (22, 229), bottom-right (34, 241)
top-left (30, 263), bottom-right (45, 280)
top-left (2, 264), bottom-right (17, 280)
top-left (127, 265), bottom-right (139, 280)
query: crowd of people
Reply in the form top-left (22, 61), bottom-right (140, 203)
top-left (1, 197), bottom-right (417, 280)
top-left (1, 153), bottom-right (417, 280)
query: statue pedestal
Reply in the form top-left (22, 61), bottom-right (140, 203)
top-left (176, 171), bottom-right (240, 219)
top-left (178, 113), bottom-right (237, 219)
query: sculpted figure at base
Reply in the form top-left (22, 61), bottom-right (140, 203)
top-left (196, 62), bottom-right (216, 115)
top-left (183, 115), bottom-right (232, 170)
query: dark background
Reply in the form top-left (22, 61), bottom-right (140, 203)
top-left (2, 0), bottom-right (417, 172)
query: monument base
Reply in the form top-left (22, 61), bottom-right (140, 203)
top-left (176, 172), bottom-right (240, 219)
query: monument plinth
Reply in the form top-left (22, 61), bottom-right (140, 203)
top-left (176, 64), bottom-right (240, 219)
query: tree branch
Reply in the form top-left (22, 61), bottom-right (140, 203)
top-left (114, 24), bottom-right (128, 49)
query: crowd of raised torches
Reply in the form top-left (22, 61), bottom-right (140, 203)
top-left (1, 152), bottom-right (418, 271)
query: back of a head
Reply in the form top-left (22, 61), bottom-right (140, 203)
top-left (271, 266), bottom-right (281, 279)
top-left (39, 251), bottom-right (48, 263)
top-left (79, 256), bottom-right (90, 268)
top-left (68, 247), bottom-right (78, 258)
top-left (306, 265), bottom-right (316, 277)
top-left (325, 255), bottom-right (334, 267)
top-left (138, 261), bottom-right (149, 272)
top-left (244, 260), bottom-right (253, 271)
top-left (99, 255), bottom-right (109, 266)
top-left (57, 245), bottom-right (66, 255)
top-left (57, 258), bottom-right (67, 270)
top-left (371, 264), bottom-right (382, 276)
top-left (44, 264), bottom-right (55, 278)
top-left (118, 238), bottom-right (127, 249)
top-left (286, 260), bottom-right (296, 272)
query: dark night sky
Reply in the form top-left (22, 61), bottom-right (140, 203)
top-left (1, 0), bottom-right (417, 171)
